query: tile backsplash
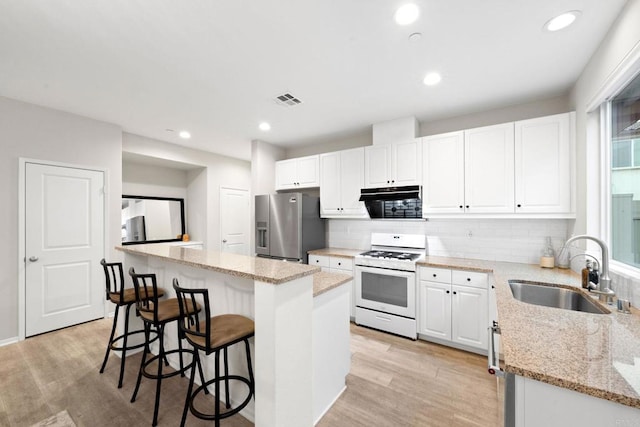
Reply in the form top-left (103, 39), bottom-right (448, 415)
top-left (327, 218), bottom-right (572, 264)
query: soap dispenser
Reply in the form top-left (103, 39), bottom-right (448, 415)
top-left (581, 260), bottom-right (592, 289)
top-left (540, 237), bottom-right (555, 268)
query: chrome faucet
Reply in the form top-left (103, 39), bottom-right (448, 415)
top-left (562, 235), bottom-right (615, 304)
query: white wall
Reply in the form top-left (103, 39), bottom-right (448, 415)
top-left (284, 130), bottom-right (371, 159)
top-left (122, 161), bottom-right (189, 199)
top-left (251, 139), bottom-right (285, 196)
top-left (123, 133), bottom-right (251, 251)
top-left (0, 95), bottom-right (122, 342)
top-left (328, 219), bottom-right (570, 265)
top-left (419, 94), bottom-right (572, 136)
top-left (570, 0), bottom-right (640, 305)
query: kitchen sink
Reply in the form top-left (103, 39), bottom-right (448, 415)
top-left (508, 280), bottom-right (609, 314)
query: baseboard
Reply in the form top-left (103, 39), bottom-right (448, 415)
top-left (314, 385), bottom-right (347, 426)
top-left (0, 336), bottom-right (19, 347)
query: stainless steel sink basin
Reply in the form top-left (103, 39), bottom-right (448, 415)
top-left (508, 280), bottom-right (609, 314)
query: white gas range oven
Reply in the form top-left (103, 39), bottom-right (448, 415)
top-left (354, 233), bottom-right (426, 340)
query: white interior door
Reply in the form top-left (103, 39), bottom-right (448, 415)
top-left (25, 163), bottom-right (105, 337)
top-left (220, 187), bottom-right (250, 255)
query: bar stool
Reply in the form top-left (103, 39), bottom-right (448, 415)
top-left (129, 267), bottom-right (205, 427)
top-left (173, 278), bottom-right (255, 427)
top-left (99, 259), bottom-right (164, 388)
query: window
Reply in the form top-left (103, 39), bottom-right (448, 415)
top-left (609, 71), bottom-right (640, 268)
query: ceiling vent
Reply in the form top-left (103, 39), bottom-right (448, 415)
top-left (274, 93), bottom-right (302, 107)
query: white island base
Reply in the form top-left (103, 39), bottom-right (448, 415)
top-left (118, 245), bottom-right (350, 427)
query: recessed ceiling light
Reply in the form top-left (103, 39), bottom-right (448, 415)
top-left (259, 122), bottom-right (271, 131)
top-left (408, 32), bottom-right (422, 42)
top-left (179, 131), bottom-right (191, 139)
top-left (544, 11), bottom-right (581, 32)
top-left (423, 72), bottom-right (442, 86)
top-left (395, 4), bottom-right (419, 26)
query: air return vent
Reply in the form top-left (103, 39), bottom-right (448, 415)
top-left (274, 93), bottom-right (302, 107)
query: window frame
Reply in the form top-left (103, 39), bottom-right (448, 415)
top-left (601, 72), bottom-right (640, 277)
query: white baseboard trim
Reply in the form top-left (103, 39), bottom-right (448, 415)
top-left (0, 336), bottom-right (19, 347)
top-left (314, 385), bottom-right (347, 426)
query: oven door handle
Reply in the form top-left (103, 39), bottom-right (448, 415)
top-left (488, 321), bottom-right (504, 377)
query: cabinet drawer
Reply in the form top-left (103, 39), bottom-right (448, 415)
top-left (452, 270), bottom-right (488, 289)
top-left (419, 266), bottom-right (452, 284)
top-left (308, 255), bottom-right (330, 268)
top-left (330, 257), bottom-right (353, 271)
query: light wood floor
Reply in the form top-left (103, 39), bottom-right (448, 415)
top-left (0, 319), bottom-right (502, 426)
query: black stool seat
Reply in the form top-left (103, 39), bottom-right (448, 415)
top-left (173, 279), bottom-right (255, 427)
top-left (99, 259), bottom-right (164, 388)
top-left (129, 268), bottom-right (205, 427)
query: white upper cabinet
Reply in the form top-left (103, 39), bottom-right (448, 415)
top-left (421, 112), bottom-right (574, 217)
top-left (514, 112), bottom-right (573, 214)
top-left (364, 140), bottom-right (422, 188)
top-left (320, 148), bottom-right (368, 218)
top-left (275, 155), bottom-right (320, 190)
top-left (422, 131), bottom-right (465, 213)
top-left (464, 123), bottom-right (515, 213)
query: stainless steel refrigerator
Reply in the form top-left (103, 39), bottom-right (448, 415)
top-left (255, 193), bottom-right (325, 263)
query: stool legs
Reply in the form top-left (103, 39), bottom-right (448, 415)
top-left (99, 303), bottom-right (133, 388)
top-left (181, 350), bottom-right (200, 427)
top-left (179, 338), bottom-right (254, 427)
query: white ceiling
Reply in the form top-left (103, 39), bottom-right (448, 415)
top-left (0, 0), bottom-right (628, 161)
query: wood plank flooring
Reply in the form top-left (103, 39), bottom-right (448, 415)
top-left (0, 319), bottom-right (502, 426)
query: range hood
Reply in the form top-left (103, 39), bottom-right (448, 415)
top-left (359, 185), bottom-right (422, 219)
top-left (359, 185), bottom-right (421, 202)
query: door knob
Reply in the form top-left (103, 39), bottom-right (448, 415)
top-left (29, 256), bottom-right (39, 262)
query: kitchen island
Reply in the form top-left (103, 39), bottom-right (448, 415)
top-left (116, 244), bottom-right (351, 427)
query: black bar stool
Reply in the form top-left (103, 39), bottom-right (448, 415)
top-left (99, 259), bottom-right (164, 388)
top-left (129, 267), bottom-right (206, 427)
top-left (173, 278), bottom-right (255, 427)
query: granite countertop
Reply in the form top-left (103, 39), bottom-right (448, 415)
top-left (417, 255), bottom-right (640, 409)
top-left (116, 244), bottom-right (319, 285)
top-left (308, 248), bottom-right (363, 258)
top-left (313, 271), bottom-right (352, 297)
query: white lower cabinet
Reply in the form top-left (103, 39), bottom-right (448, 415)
top-left (418, 267), bottom-right (488, 352)
top-left (514, 375), bottom-right (640, 427)
top-left (308, 254), bottom-right (355, 318)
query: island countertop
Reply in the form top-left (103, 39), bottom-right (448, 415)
top-left (116, 244), bottom-right (319, 285)
top-left (417, 255), bottom-right (640, 409)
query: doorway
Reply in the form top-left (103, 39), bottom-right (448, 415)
top-left (20, 160), bottom-right (106, 337)
top-left (220, 187), bottom-right (250, 255)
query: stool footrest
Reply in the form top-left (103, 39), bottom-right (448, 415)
top-left (189, 375), bottom-right (253, 421)
top-left (141, 348), bottom-right (195, 380)
top-left (109, 329), bottom-right (159, 352)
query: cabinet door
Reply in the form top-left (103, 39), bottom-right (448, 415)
top-left (418, 281), bottom-right (451, 340)
top-left (451, 285), bottom-right (488, 350)
top-left (296, 155), bottom-right (319, 188)
top-left (364, 145), bottom-right (392, 188)
top-left (275, 158), bottom-right (298, 190)
top-left (515, 113), bottom-right (572, 214)
top-left (319, 152), bottom-right (342, 216)
top-left (392, 140), bottom-right (422, 186)
top-left (464, 123), bottom-right (515, 213)
top-left (339, 148), bottom-right (367, 216)
top-left (422, 132), bottom-right (465, 214)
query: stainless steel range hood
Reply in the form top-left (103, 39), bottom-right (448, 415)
top-left (359, 185), bottom-right (422, 219)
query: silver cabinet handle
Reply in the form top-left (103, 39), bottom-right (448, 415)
top-left (488, 322), bottom-right (504, 377)
top-left (29, 256), bottom-right (39, 262)
top-left (222, 239), bottom-right (227, 243)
